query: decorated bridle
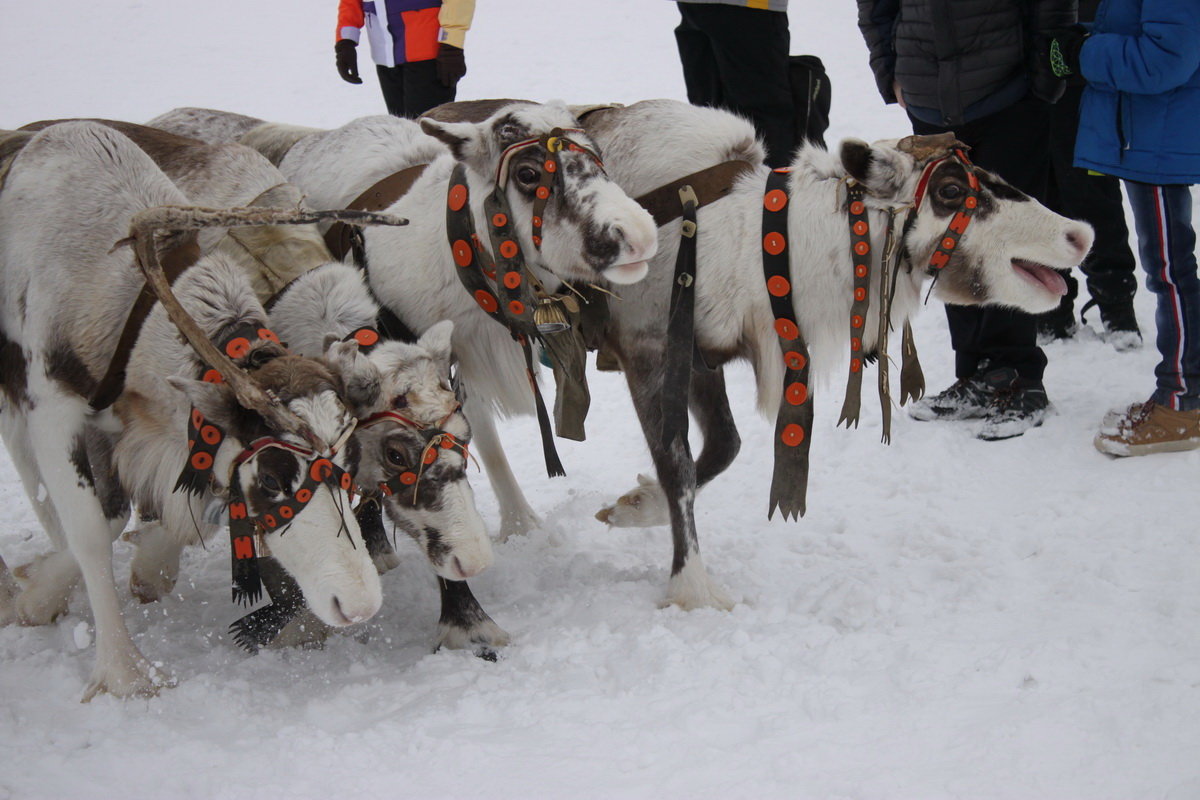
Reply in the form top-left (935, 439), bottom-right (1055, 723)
top-left (354, 406), bottom-right (470, 502)
top-left (759, 147), bottom-right (981, 520)
top-left (444, 127), bottom-right (605, 478)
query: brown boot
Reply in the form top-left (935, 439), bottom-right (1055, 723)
top-left (1094, 401), bottom-right (1200, 457)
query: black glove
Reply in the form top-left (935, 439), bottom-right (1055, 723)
top-left (435, 43), bottom-right (467, 87)
top-left (1047, 26), bottom-right (1088, 78)
top-left (335, 39), bottom-right (362, 84)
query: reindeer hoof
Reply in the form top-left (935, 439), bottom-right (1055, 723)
top-left (436, 617), bottom-right (510, 661)
top-left (663, 557), bottom-right (734, 611)
top-left (496, 507), bottom-right (541, 542)
top-left (82, 658), bottom-right (175, 702)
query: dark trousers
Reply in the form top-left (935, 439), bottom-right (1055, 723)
top-left (1124, 182), bottom-right (1200, 410)
top-left (675, 3), bottom-right (795, 168)
top-left (910, 95), bottom-right (1052, 382)
top-left (376, 60), bottom-right (456, 119)
top-left (1046, 82), bottom-right (1138, 317)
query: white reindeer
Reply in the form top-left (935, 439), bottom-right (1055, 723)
top-left (565, 100), bottom-right (1094, 609)
top-left (0, 121), bottom-right (386, 698)
top-left (149, 102), bottom-right (659, 541)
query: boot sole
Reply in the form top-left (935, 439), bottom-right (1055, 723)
top-left (1093, 434), bottom-right (1200, 457)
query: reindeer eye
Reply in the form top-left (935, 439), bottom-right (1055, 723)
top-left (393, 394), bottom-right (409, 409)
top-left (258, 473), bottom-right (283, 495)
top-left (515, 166), bottom-right (540, 186)
top-left (385, 447), bottom-right (407, 467)
top-left (938, 183), bottom-right (964, 201)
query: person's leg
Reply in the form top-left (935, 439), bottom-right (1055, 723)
top-left (677, 3), bottom-right (794, 167)
top-left (675, 4), bottom-right (722, 108)
top-left (376, 65), bottom-right (407, 117)
top-left (1124, 182), bottom-right (1200, 410)
top-left (401, 59), bottom-right (457, 119)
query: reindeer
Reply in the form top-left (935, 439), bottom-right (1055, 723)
top-left (0, 121), bottom-right (396, 698)
top-left (149, 102), bottom-right (659, 542)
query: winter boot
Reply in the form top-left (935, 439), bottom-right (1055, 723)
top-left (907, 369), bottom-right (997, 421)
top-left (1094, 400), bottom-right (1200, 457)
top-left (1083, 298), bottom-right (1142, 352)
top-left (976, 370), bottom-right (1053, 441)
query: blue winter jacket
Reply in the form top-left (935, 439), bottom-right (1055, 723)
top-left (1074, 0), bottom-right (1200, 184)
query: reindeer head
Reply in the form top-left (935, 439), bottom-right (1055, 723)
top-left (839, 136), bottom-right (1093, 313)
top-left (420, 101), bottom-right (658, 288)
top-left (350, 322), bottom-right (492, 581)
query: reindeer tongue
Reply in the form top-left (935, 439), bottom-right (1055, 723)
top-left (1012, 259), bottom-right (1068, 296)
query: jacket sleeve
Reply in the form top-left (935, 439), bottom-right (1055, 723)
top-left (438, 0), bottom-right (476, 49)
top-left (336, 0), bottom-right (364, 43)
top-left (1080, 1), bottom-right (1200, 94)
top-left (857, 0), bottom-right (900, 103)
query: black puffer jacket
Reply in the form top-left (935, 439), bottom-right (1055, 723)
top-left (858, 0), bottom-right (1077, 126)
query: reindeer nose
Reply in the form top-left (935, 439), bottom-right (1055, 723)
top-left (1065, 223), bottom-right (1094, 262)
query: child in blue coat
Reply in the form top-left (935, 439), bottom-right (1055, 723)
top-left (1049, 0), bottom-right (1200, 455)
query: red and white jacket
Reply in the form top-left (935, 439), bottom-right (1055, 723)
top-left (336, 0), bottom-right (475, 67)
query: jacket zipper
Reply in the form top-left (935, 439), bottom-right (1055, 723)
top-left (1117, 94), bottom-right (1130, 151)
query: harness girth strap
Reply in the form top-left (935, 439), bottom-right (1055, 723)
top-left (660, 185), bottom-right (699, 451)
top-left (444, 163), bottom-right (565, 477)
top-left (762, 168), bottom-right (814, 521)
top-left (635, 160), bottom-right (757, 228)
top-left (325, 163), bottom-right (429, 261)
top-left (838, 183), bottom-right (871, 429)
top-left (89, 232), bottom-right (202, 411)
top-left (876, 208), bottom-right (898, 445)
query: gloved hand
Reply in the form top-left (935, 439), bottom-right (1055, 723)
top-left (1046, 26), bottom-right (1088, 78)
top-left (435, 43), bottom-right (467, 88)
top-left (335, 39), bottom-right (363, 84)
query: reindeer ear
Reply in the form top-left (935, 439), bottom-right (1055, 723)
top-left (167, 376), bottom-right (244, 433)
top-left (323, 340), bottom-right (382, 415)
top-left (420, 117), bottom-right (481, 163)
top-left (417, 320), bottom-right (454, 366)
top-left (840, 138), bottom-right (912, 201)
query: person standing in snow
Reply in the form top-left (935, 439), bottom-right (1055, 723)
top-left (671, 0), bottom-right (796, 168)
top-left (1035, 0), bottom-right (1142, 351)
top-left (1043, 0), bottom-right (1200, 456)
top-left (334, 0), bottom-right (475, 119)
top-left (857, 0), bottom-right (1076, 441)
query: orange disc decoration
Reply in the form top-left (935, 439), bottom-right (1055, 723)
top-left (452, 239), bottom-right (473, 267)
top-left (423, 449), bottom-right (437, 465)
top-left (536, 186), bottom-right (550, 200)
top-left (851, 358), bottom-right (862, 373)
top-left (775, 319), bottom-right (799, 340)
top-left (532, 235), bottom-right (542, 248)
top-left (763, 232), bottom-right (786, 256)
top-left (191, 408), bottom-right (205, 428)
top-left (532, 215), bottom-right (543, 227)
top-left (400, 471), bottom-right (418, 485)
top-left (855, 264), bottom-right (868, 278)
top-left (544, 160), bottom-right (556, 172)
top-left (853, 220), bottom-right (868, 236)
top-left (851, 314), bottom-right (864, 328)
top-left (296, 488), bottom-right (312, 503)
top-left (226, 337), bottom-right (250, 358)
top-left (786, 382), bottom-right (808, 406)
top-left (764, 189), bottom-right (788, 212)
top-left (340, 473), bottom-right (353, 491)
top-left (509, 300), bottom-right (526, 316)
top-left (257, 328), bottom-right (279, 343)
top-left (942, 237), bottom-right (956, 250)
top-left (279, 506), bottom-right (294, 519)
top-left (965, 196), bottom-right (978, 209)
top-left (784, 350), bottom-right (807, 370)
top-left (850, 200), bottom-right (865, 215)
top-left (264, 514), bottom-right (277, 529)
top-left (854, 287), bottom-right (867, 301)
top-left (767, 275), bottom-right (791, 297)
top-left (229, 502), bottom-right (247, 520)
top-left (355, 329), bottom-right (379, 347)
top-left (441, 438), bottom-right (456, 449)
top-left (309, 458), bottom-right (333, 482)
top-left (200, 425), bottom-right (221, 445)
top-left (503, 271), bottom-right (522, 289)
top-left (475, 291), bottom-right (498, 313)
top-left (781, 423), bottom-right (806, 447)
top-left (851, 337), bottom-right (862, 352)
top-left (854, 241), bottom-right (870, 256)
top-left (492, 212), bottom-right (508, 228)
top-left (448, 183), bottom-right (468, 211)
top-left (202, 369), bottom-right (223, 384)
top-left (499, 240), bottom-right (519, 259)
top-left (190, 451), bottom-right (213, 470)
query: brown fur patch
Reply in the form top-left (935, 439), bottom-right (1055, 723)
top-left (0, 329), bottom-right (30, 408)
top-left (45, 343), bottom-right (97, 398)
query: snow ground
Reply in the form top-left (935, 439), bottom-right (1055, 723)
top-left (2, 1), bottom-right (1199, 798)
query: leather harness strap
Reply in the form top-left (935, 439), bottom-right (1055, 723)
top-left (90, 233), bottom-right (202, 411)
top-left (634, 160), bottom-right (756, 227)
top-left (324, 163), bottom-right (429, 260)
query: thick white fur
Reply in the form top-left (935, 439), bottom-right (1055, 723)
top-left (0, 122), bottom-right (380, 698)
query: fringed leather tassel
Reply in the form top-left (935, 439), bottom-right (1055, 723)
top-left (174, 407), bottom-right (223, 496)
top-left (838, 183), bottom-right (871, 428)
top-left (228, 558), bottom-right (305, 654)
top-left (227, 482), bottom-right (262, 607)
top-left (900, 320), bottom-right (925, 405)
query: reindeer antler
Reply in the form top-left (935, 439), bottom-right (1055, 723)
top-left (896, 133), bottom-right (969, 163)
top-left (121, 205), bottom-right (407, 441)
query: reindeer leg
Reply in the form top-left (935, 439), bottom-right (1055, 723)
top-left (596, 367), bottom-right (739, 528)
top-left (355, 500), bottom-right (401, 575)
top-left (27, 405), bottom-right (170, 700)
top-left (0, 556), bottom-right (19, 626)
top-left (127, 520), bottom-right (185, 604)
top-left (434, 577), bottom-right (509, 660)
top-left (463, 399), bottom-right (540, 541)
top-left (620, 353), bottom-right (732, 610)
